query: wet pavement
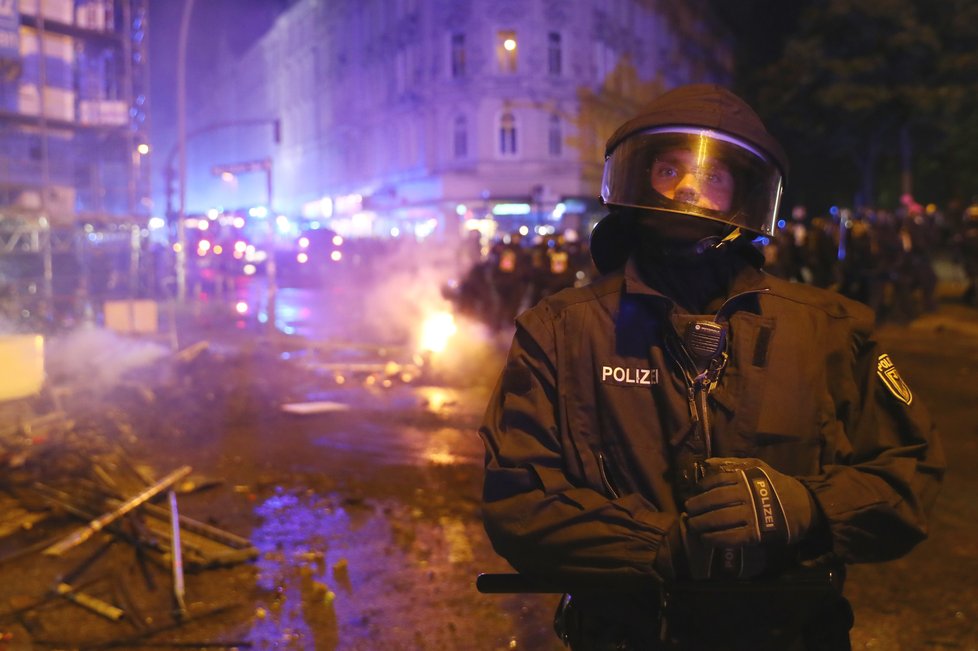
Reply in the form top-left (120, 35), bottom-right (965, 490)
top-left (1, 277), bottom-right (977, 650)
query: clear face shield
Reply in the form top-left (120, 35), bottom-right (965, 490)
top-left (601, 127), bottom-right (784, 237)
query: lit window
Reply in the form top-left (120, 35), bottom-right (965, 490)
top-left (499, 112), bottom-right (517, 156)
top-left (454, 115), bottom-right (468, 158)
top-left (548, 114), bottom-right (562, 157)
top-left (451, 33), bottom-right (466, 78)
top-left (548, 32), bottom-right (562, 76)
top-left (496, 30), bottom-right (518, 73)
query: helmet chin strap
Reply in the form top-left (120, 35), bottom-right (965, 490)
top-left (659, 226), bottom-right (744, 259)
top-left (697, 227), bottom-right (744, 253)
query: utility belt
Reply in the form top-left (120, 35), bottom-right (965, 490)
top-left (478, 565), bottom-right (849, 651)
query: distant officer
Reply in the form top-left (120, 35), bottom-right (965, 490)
top-left (488, 233), bottom-right (530, 331)
top-left (959, 200), bottom-right (978, 306)
top-left (479, 84), bottom-right (944, 650)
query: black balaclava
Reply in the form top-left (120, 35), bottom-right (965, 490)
top-left (632, 213), bottom-right (761, 314)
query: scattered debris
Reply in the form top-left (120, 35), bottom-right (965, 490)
top-left (0, 338), bottom-right (277, 648)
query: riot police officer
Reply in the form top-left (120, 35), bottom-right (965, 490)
top-left (478, 84), bottom-right (944, 650)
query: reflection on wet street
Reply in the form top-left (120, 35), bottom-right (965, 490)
top-left (250, 490), bottom-right (345, 649)
top-left (246, 485), bottom-right (541, 651)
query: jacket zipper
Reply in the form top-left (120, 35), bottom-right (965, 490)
top-left (597, 452), bottom-right (621, 499)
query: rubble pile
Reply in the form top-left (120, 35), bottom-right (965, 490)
top-left (0, 340), bottom-right (305, 649)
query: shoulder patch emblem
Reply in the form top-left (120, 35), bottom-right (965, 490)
top-left (877, 353), bottom-right (912, 405)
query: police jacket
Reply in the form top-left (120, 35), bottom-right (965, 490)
top-left (479, 256), bottom-right (945, 585)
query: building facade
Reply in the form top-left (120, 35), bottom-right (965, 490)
top-left (188, 0), bottom-right (733, 241)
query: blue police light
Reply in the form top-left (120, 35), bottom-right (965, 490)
top-left (777, 219), bottom-right (786, 229)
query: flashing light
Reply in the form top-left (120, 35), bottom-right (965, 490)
top-left (503, 38), bottom-right (517, 51)
top-left (330, 250), bottom-right (343, 262)
top-left (243, 263), bottom-right (257, 275)
top-left (207, 208), bottom-right (220, 219)
top-left (320, 197), bottom-right (334, 217)
top-left (147, 216), bottom-right (165, 230)
top-left (197, 240), bottom-right (211, 252)
top-left (245, 248), bottom-right (267, 263)
top-left (518, 225), bottom-right (529, 236)
top-left (415, 218), bottom-right (438, 240)
top-left (332, 235), bottom-right (343, 246)
top-left (297, 252), bottom-right (309, 264)
top-left (235, 301), bottom-right (249, 315)
top-left (455, 204), bottom-right (467, 216)
top-left (492, 202), bottom-right (531, 216)
top-left (137, 143), bottom-right (150, 155)
top-left (334, 194), bottom-right (362, 214)
top-left (249, 206), bottom-right (269, 218)
top-left (276, 214), bottom-right (291, 233)
top-left (777, 219), bottom-right (787, 229)
top-left (390, 227), bottom-right (401, 237)
top-left (298, 236), bottom-right (310, 249)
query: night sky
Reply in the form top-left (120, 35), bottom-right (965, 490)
top-left (148, 0), bottom-right (292, 198)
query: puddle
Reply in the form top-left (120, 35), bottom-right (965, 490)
top-left (245, 488), bottom-right (497, 650)
top-left (248, 489), bottom-right (393, 649)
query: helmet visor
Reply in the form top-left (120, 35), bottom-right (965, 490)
top-left (601, 127), bottom-right (784, 236)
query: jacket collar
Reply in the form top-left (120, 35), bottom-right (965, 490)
top-left (621, 257), bottom-right (771, 316)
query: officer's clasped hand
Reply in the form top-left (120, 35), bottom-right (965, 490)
top-left (683, 457), bottom-right (816, 549)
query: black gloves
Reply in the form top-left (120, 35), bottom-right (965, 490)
top-left (685, 457), bottom-right (816, 546)
top-left (680, 457), bottom-right (818, 579)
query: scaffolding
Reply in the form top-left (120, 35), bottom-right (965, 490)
top-left (0, 0), bottom-right (150, 328)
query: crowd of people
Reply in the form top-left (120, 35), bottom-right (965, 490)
top-left (445, 229), bottom-right (596, 332)
top-left (447, 198), bottom-right (978, 332)
top-left (763, 200), bottom-right (978, 321)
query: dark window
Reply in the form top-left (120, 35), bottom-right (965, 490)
top-left (499, 112), bottom-right (517, 155)
top-left (548, 32), bottom-right (562, 76)
top-left (453, 115), bottom-right (467, 158)
top-left (548, 114), bottom-right (562, 156)
top-left (451, 33), bottom-right (466, 78)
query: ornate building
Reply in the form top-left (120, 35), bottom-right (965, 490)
top-left (188, 0), bottom-right (733, 240)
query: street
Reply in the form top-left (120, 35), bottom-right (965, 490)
top-left (0, 282), bottom-right (976, 650)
